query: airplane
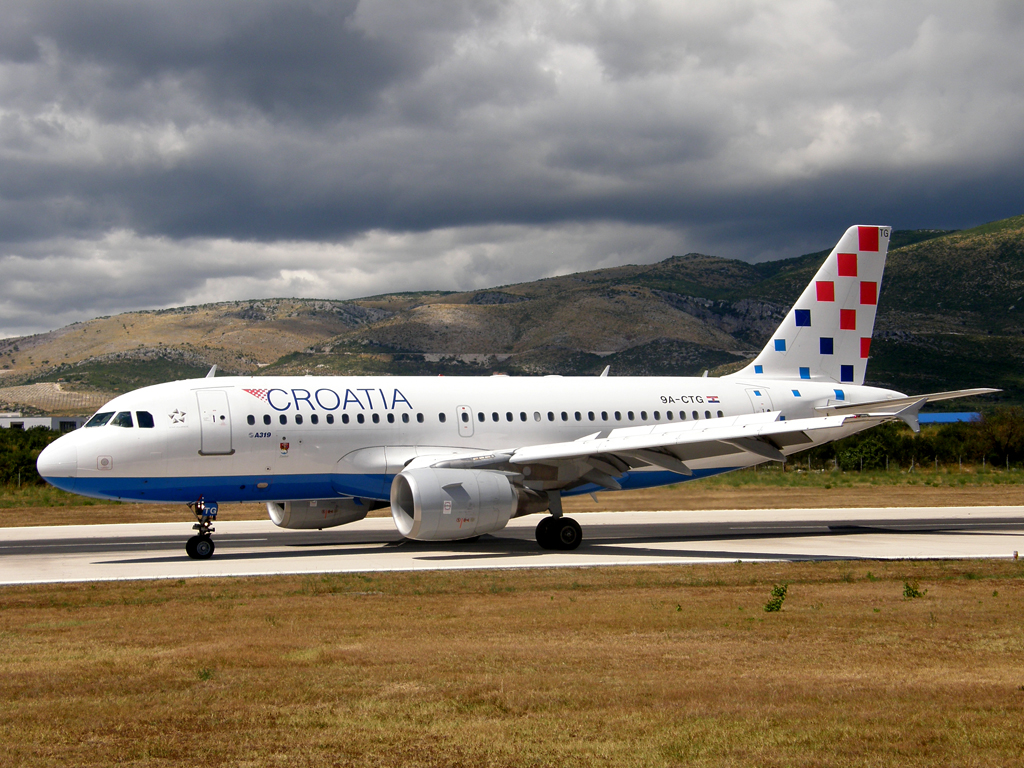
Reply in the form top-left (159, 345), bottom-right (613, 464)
top-left (37, 225), bottom-right (997, 559)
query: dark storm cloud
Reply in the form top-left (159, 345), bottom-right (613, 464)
top-left (0, 0), bottom-right (416, 121)
top-left (1, 1), bottom-right (1023, 337)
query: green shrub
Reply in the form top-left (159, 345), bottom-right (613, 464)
top-left (764, 584), bottom-right (788, 612)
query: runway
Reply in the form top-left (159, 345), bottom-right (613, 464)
top-left (1, 506), bottom-right (1022, 585)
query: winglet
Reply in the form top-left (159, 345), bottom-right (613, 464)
top-left (895, 398), bottom-right (928, 434)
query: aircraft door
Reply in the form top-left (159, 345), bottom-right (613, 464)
top-left (456, 405), bottom-right (474, 437)
top-left (745, 388), bottom-right (774, 413)
top-left (197, 389), bottom-right (234, 455)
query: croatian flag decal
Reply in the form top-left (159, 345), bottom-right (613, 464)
top-left (244, 389), bottom-right (269, 402)
top-left (707, 395), bottom-right (720, 403)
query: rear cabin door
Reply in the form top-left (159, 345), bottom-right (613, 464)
top-left (745, 388), bottom-right (775, 413)
top-left (197, 390), bottom-right (234, 455)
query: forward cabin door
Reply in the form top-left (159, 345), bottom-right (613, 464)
top-left (745, 388), bottom-right (774, 414)
top-left (197, 390), bottom-right (234, 455)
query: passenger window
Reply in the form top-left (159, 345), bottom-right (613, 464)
top-left (520, 412), bottom-right (527, 421)
top-left (280, 415), bottom-right (288, 425)
top-left (295, 414), bottom-right (303, 425)
top-left (692, 411), bottom-right (699, 420)
top-left (341, 414), bottom-right (349, 424)
top-left (478, 412), bottom-right (485, 422)
top-left (439, 413), bottom-right (447, 423)
top-left (357, 414), bottom-right (365, 424)
top-left (85, 412), bottom-right (114, 427)
top-left (679, 411), bottom-right (686, 420)
top-left (574, 412), bottom-right (582, 421)
top-left (247, 415), bottom-right (255, 426)
top-left (717, 410), bottom-right (724, 418)
top-left (627, 411), bottom-right (634, 421)
top-left (417, 413), bottom-right (424, 423)
top-left (614, 411), bottom-right (621, 421)
top-left (327, 414), bottom-right (335, 424)
top-left (311, 414), bottom-right (319, 425)
top-left (263, 414), bottom-right (271, 425)
top-left (402, 413), bottom-right (409, 423)
top-left (705, 411), bottom-right (711, 419)
top-left (588, 412), bottom-right (595, 421)
top-left (601, 411), bottom-right (608, 421)
top-left (137, 412), bottom-right (155, 429)
top-left (492, 412), bottom-right (499, 422)
top-left (561, 412), bottom-right (568, 421)
top-left (666, 411), bottom-right (673, 421)
top-left (547, 412), bottom-right (555, 421)
top-left (372, 414), bottom-right (380, 424)
top-left (506, 412), bottom-right (513, 422)
top-left (111, 411), bottom-right (133, 428)
top-left (534, 412), bottom-right (541, 422)
top-left (640, 411), bottom-right (648, 420)
top-left (653, 411), bottom-right (660, 421)
top-left (462, 412), bottom-right (469, 423)
top-left (387, 413), bottom-right (394, 423)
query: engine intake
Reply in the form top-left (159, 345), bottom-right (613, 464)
top-left (267, 498), bottom-right (369, 530)
top-left (391, 468), bottom-right (532, 540)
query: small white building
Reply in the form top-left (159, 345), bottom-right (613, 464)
top-left (0, 413), bottom-right (87, 432)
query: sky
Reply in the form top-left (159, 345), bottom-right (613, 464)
top-left (2, 0), bottom-right (1023, 338)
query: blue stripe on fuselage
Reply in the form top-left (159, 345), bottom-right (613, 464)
top-left (43, 466), bottom-right (740, 505)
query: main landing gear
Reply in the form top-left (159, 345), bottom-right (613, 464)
top-left (185, 499), bottom-right (218, 560)
top-left (535, 516), bottom-right (583, 550)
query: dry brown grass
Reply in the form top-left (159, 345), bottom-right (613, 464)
top-left (1, 561), bottom-right (1022, 766)
top-left (2, 479), bottom-right (1021, 528)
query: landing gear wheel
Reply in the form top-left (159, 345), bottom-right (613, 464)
top-left (193, 536), bottom-right (215, 559)
top-left (185, 498), bottom-right (218, 559)
top-left (536, 516), bottom-right (582, 550)
top-left (554, 517), bottom-right (582, 550)
top-left (536, 516), bottom-right (556, 549)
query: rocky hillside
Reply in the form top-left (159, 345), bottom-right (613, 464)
top-left (2, 217), bottom-right (1021, 413)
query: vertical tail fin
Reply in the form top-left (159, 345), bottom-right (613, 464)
top-left (731, 225), bottom-right (891, 385)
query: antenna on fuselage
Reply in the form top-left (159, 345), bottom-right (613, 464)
top-left (599, 365), bottom-right (610, 377)
top-left (206, 365), bottom-right (218, 378)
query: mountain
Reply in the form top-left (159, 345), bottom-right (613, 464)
top-left (2, 218), bottom-right (1021, 414)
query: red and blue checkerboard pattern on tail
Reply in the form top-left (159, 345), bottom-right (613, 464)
top-left (734, 225), bottom-right (890, 385)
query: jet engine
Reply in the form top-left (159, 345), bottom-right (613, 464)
top-left (267, 498), bottom-right (370, 530)
top-left (391, 468), bottom-right (546, 541)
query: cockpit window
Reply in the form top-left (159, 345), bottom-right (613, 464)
top-left (111, 411), bottom-right (134, 428)
top-left (136, 411), bottom-right (155, 429)
top-left (85, 412), bottom-right (114, 427)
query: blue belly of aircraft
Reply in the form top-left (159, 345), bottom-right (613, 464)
top-left (45, 467), bottom-right (739, 504)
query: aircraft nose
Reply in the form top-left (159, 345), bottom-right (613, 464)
top-left (37, 437), bottom-right (78, 491)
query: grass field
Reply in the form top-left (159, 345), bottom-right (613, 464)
top-left (1, 560), bottom-right (1022, 766)
top-left (3, 465), bottom-right (1023, 527)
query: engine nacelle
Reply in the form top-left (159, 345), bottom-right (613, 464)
top-left (267, 498), bottom-right (369, 530)
top-left (391, 468), bottom-right (521, 540)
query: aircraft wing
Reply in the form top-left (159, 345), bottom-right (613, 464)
top-left (814, 388), bottom-right (999, 415)
top-left (420, 410), bottom-right (894, 492)
top-left (506, 411), bottom-right (880, 470)
top-left (813, 388), bottom-right (1000, 432)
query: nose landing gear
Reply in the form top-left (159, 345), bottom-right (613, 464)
top-left (186, 499), bottom-right (217, 560)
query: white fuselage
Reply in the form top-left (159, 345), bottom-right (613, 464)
top-left (37, 373), bottom-right (901, 505)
